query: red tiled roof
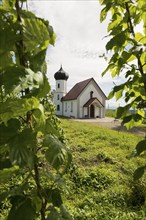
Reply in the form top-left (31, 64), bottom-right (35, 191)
top-left (83, 97), bottom-right (104, 107)
top-left (62, 77), bottom-right (107, 101)
top-left (62, 78), bottom-right (92, 101)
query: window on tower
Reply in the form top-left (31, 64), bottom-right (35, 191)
top-left (58, 83), bottom-right (60, 88)
top-left (57, 94), bottom-right (60, 100)
top-left (57, 105), bottom-right (60, 111)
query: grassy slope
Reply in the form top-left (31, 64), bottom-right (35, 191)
top-left (105, 109), bottom-right (116, 118)
top-left (60, 119), bottom-right (146, 220)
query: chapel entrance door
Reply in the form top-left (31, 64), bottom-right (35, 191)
top-left (90, 105), bottom-right (95, 118)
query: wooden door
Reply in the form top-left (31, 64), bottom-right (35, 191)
top-left (90, 105), bottom-right (94, 118)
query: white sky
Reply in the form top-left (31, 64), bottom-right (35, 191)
top-left (28, 0), bottom-right (124, 108)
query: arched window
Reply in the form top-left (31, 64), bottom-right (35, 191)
top-left (57, 94), bottom-right (60, 100)
top-left (90, 91), bottom-right (93, 98)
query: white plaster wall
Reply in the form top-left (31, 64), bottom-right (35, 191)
top-left (101, 107), bottom-right (105, 117)
top-left (53, 92), bottom-right (64, 115)
top-left (55, 80), bottom-right (67, 94)
top-left (54, 79), bottom-right (68, 116)
top-left (79, 81), bottom-right (105, 106)
top-left (95, 107), bottom-right (100, 117)
top-left (62, 100), bottom-right (77, 118)
top-left (78, 80), bottom-right (106, 118)
top-left (83, 107), bottom-right (88, 117)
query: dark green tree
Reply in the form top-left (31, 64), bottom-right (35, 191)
top-left (0, 0), bottom-right (72, 219)
top-left (99, 0), bottom-right (146, 179)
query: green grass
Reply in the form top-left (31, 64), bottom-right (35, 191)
top-left (105, 109), bottom-right (116, 118)
top-left (60, 119), bottom-right (146, 220)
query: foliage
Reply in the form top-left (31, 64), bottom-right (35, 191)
top-left (99, 0), bottom-right (146, 178)
top-left (61, 119), bottom-right (146, 220)
top-left (0, 0), bottom-right (72, 219)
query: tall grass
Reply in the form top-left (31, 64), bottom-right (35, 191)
top-left (60, 119), bottom-right (146, 220)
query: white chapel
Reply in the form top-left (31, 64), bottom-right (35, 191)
top-left (53, 66), bottom-right (107, 118)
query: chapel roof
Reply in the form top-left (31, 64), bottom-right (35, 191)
top-left (83, 97), bottom-right (104, 107)
top-left (54, 66), bottom-right (69, 80)
top-left (62, 78), bottom-right (92, 101)
top-left (62, 78), bottom-right (107, 101)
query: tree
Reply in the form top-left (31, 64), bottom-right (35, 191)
top-left (0, 0), bottom-right (72, 219)
top-left (99, 0), bottom-right (146, 179)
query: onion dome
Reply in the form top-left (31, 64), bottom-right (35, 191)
top-left (54, 66), bottom-right (69, 80)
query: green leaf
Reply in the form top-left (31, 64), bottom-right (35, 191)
top-left (0, 119), bottom-right (20, 145)
top-left (28, 74), bottom-right (51, 98)
top-left (137, 109), bottom-right (145, 117)
top-left (135, 32), bottom-right (146, 43)
top-left (111, 66), bottom-right (119, 77)
top-left (113, 84), bottom-right (125, 100)
top-left (106, 32), bottom-right (126, 50)
top-left (122, 115), bottom-right (132, 125)
top-left (60, 204), bottom-right (72, 220)
top-left (122, 112), bottom-right (144, 129)
top-left (44, 134), bottom-right (72, 172)
top-left (0, 66), bottom-right (45, 95)
top-left (116, 104), bottom-right (131, 119)
top-left (136, 139), bottom-right (146, 155)
top-left (0, 17), bottom-right (18, 56)
top-left (29, 49), bottom-right (47, 72)
top-left (127, 54), bottom-right (136, 62)
top-left (51, 188), bottom-right (63, 207)
top-left (108, 90), bottom-right (114, 99)
top-left (45, 119), bottom-right (61, 137)
top-left (0, 157), bottom-right (11, 170)
top-left (100, 7), bottom-right (108, 22)
top-left (121, 51), bottom-right (131, 63)
top-left (124, 118), bottom-right (135, 130)
top-left (101, 63), bottom-right (114, 77)
top-left (108, 14), bottom-right (122, 32)
top-left (8, 196), bottom-right (36, 220)
top-left (32, 195), bottom-right (42, 212)
top-left (32, 106), bottom-right (45, 132)
top-left (9, 129), bottom-right (36, 167)
top-left (0, 165), bottom-right (19, 184)
top-left (100, 3), bottom-right (112, 22)
top-left (0, 191), bottom-right (11, 203)
top-left (132, 113), bottom-right (143, 123)
top-left (49, 31), bottom-right (56, 46)
top-left (140, 52), bottom-right (146, 70)
top-left (0, 97), bottom-right (40, 124)
top-left (133, 166), bottom-right (146, 180)
top-left (20, 9), bottom-right (36, 19)
top-left (0, 0), bottom-right (16, 10)
top-left (115, 90), bottom-right (123, 101)
top-left (0, 52), bottom-right (14, 70)
top-left (47, 207), bottom-right (60, 220)
top-left (23, 17), bottom-right (52, 55)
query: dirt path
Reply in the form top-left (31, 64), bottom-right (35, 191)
top-left (73, 118), bottom-right (146, 136)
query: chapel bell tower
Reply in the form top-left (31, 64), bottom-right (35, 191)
top-left (54, 66), bottom-right (69, 115)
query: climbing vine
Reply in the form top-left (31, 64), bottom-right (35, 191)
top-left (99, 0), bottom-right (146, 178)
top-left (0, 0), bottom-right (72, 219)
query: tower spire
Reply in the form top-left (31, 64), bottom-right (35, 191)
top-left (54, 66), bottom-right (69, 80)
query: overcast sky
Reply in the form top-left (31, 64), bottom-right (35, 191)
top-left (28, 0), bottom-right (124, 108)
